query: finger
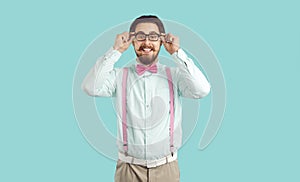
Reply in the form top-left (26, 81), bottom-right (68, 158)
top-left (167, 33), bottom-right (172, 42)
top-left (128, 34), bottom-right (135, 43)
top-left (160, 34), bottom-right (166, 43)
top-left (116, 34), bottom-right (122, 40)
top-left (127, 32), bottom-right (135, 42)
top-left (166, 33), bottom-right (173, 43)
top-left (161, 36), bottom-right (169, 48)
top-left (163, 33), bottom-right (173, 44)
top-left (170, 34), bottom-right (180, 47)
top-left (121, 32), bottom-right (130, 44)
top-left (121, 36), bottom-right (127, 44)
top-left (164, 33), bottom-right (169, 43)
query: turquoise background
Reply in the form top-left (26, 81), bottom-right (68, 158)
top-left (1, 0), bottom-right (299, 181)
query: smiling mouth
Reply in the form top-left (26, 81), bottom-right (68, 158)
top-left (143, 48), bottom-right (152, 53)
top-left (139, 47), bottom-right (154, 55)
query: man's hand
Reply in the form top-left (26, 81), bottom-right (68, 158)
top-left (161, 33), bottom-right (180, 55)
top-left (113, 32), bottom-right (134, 53)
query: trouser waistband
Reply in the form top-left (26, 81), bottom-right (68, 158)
top-left (118, 152), bottom-right (177, 168)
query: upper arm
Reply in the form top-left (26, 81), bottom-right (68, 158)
top-left (175, 67), bottom-right (211, 99)
top-left (82, 68), bottom-right (120, 97)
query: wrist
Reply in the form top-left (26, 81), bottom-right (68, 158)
top-left (113, 46), bottom-right (123, 53)
top-left (170, 48), bottom-right (179, 55)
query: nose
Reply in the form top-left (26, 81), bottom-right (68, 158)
top-left (142, 35), bottom-right (150, 43)
top-left (141, 37), bottom-right (151, 45)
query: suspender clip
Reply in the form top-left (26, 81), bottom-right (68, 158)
top-left (170, 145), bottom-right (175, 157)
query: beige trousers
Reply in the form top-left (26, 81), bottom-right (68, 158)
top-left (114, 159), bottom-right (180, 182)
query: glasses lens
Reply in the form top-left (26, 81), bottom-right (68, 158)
top-left (135, 32), bottom-right (160, 41)
top-left (149, 33), bottom-right (159, 41)
top-left (136, 33), bottom-right (146, 41)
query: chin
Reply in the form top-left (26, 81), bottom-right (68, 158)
top-left (136, 50), bottom-right (159, 65)
top-left (138, 56), bottom-right (156, 65)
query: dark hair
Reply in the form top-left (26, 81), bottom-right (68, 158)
top-left (129, 15), bottom-right (165, 33)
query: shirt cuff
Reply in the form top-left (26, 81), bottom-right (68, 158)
top-left (172, 48), bottom-right (189, 67)
top-left (102, 47), bottom-right (122, 64)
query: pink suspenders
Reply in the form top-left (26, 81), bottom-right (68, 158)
top-left (122, 68), bottom-right (129, 154)
top-left (121, 67), bottom-right (175, 155)
top-left (165, 67), bottom-right (175, 155)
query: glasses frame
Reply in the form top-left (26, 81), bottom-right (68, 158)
top-left (130, 31), bottom-right (165, 42)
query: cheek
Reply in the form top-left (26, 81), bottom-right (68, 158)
top-left (154, 43), bottom-right (161, 51)
top-left (133, 42), bottom-right (141, 50)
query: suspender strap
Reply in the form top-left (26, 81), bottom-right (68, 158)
top-left (165, 67), bottom-right (175, 154)
top-left (122, 68), bottom-right (129, 154)
top-left (121, 67), bottom-right (175, 155)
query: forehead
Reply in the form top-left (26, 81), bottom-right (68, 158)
top-left (134, 23), bottom-right (159, 33)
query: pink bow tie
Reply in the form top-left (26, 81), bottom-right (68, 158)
top-left (136, 64), bottom-right (158, 75)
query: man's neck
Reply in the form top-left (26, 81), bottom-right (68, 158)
top-left (136, 58), bottom-right (158, 66)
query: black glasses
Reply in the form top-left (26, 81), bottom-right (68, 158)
top-left (134, 31), bottom-right (162, 41)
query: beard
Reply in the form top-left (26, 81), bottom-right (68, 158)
top-left (137, 54), bottom-right (159, 65)
top-left (135, 44), bottom-right (160, 66)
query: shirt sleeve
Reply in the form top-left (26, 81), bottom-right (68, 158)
top-left (81, 47), bottom-right (122, 97)
top-left (172, 48), bottom-right (211, 98)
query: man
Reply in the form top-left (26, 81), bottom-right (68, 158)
top-left (82, 15), bottom-right (211, 182)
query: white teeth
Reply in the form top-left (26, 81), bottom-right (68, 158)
top-left (143, 48), bottom-right (151, 52)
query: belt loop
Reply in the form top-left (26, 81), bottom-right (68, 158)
top-left (166, 156), bottom-right (169, 163)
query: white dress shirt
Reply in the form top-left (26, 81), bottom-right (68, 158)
top-left (82, 47), bottom-right (210, 160)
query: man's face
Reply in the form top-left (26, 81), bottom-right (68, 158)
top-left (132, 23), bottom-right (162, 66)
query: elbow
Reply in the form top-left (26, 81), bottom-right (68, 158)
top-left (81, 83), bottom-right (96, 96)
top-left (200, 85), bottom-right (211, 98)
top-left (193, 84), bottom-right (211, 99)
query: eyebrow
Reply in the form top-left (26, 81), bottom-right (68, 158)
top-left (135, 31), bottom-right (160, 34)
